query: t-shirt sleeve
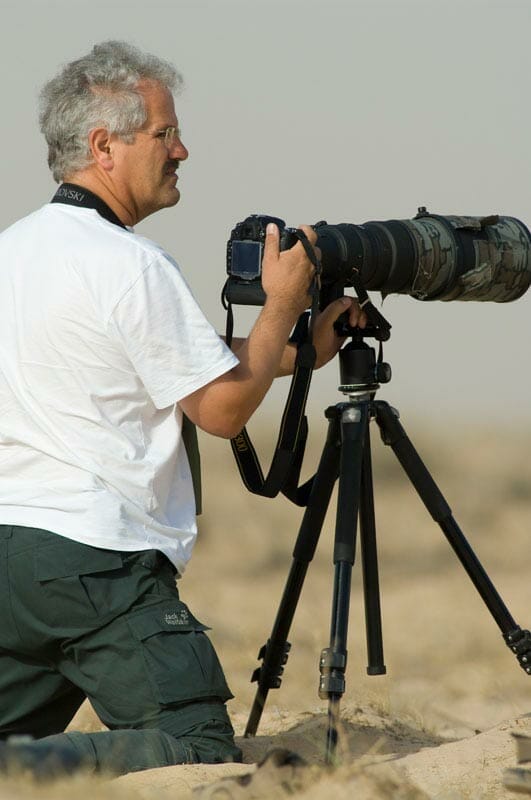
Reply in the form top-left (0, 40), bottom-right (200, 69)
top-left (107, 253), bottom-right (238, 409)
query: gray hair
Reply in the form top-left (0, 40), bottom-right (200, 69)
top-left (39, 41), bottom-right (183, 183)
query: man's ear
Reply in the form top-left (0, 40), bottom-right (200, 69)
top-left (88, 127), bottom-right (114, 171)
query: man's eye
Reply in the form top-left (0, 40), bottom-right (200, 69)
top-left (155, 130), bottom-right (167, 139)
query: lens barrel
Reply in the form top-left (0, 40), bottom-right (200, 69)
top-left (316, 210), bottom-right (531, 303)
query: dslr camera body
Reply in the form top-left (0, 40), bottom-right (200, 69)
top-left (225, 214), bottom-right (300, 306)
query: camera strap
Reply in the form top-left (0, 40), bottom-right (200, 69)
top-left (226, 231), bottom-right (321, 506)
top-left (230, 313), bottom-right (315, 506)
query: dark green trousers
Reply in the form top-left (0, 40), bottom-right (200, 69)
top-left (0, 525), bottom-right (241, 775)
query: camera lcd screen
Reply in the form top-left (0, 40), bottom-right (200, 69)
top-left (230, 240), bottom-right (263, 279)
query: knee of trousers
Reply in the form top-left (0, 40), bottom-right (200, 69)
top-left (180, 721), bottom-right (243, 764)
top-left (66, 702), bottom-right (242, 774)
top-left (66, 718), bottom-right (242, 774)
top-left (155, 701), bottom-right (243, 765)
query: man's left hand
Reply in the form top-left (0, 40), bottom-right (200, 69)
top-left (312, 296), bottom-right (367, 369)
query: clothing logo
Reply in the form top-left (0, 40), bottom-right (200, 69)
top-left (233, 433), bottom-right (248, 453)
top-left (164, 609), bottom-right (190, 626)
top-left (56, 186), bottom-right (86, 203)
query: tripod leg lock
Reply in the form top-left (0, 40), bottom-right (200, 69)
top-left (251, 640), bottom-right (292, 688)
top-left (319, 647), bottom-right (347, 699)
top-left (504, 628), bottom-right (531, 674)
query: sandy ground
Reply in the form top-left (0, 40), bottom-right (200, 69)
top-left (1, 418), bottom-right (531, 799)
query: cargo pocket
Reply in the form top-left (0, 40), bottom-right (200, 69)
top-left (126, 600), bottom-right (233, 707)
top-left (33, 540), bottom-right (124, 625)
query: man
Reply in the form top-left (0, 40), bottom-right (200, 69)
top-left (0, 41), bottom-right (365, 778)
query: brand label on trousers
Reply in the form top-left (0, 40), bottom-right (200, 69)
top-left (164, 609), bottom-right (190, 626)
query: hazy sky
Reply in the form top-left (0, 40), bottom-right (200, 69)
top-left (1, 0), bottom-right (530, 431)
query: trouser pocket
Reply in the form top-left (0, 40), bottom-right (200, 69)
top-left (126, 600), bottom-right (233, 707)
top-left (33, 539), bottom-right (124, 626)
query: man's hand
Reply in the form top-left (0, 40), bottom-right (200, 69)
top-left (261, 224), bottom-right (367, 369)
top-left (261, 223), bottom-right (318, 317)
top-left (312, 296), bottom-right (367, 369)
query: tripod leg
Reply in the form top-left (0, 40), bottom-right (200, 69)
top-left (374, 401), bottom-right (531, 673)
top-left (359, 425), bottom-right (386, 675)
top-left (319, 403), bottom-right (369, 764)
top-left (244, 413), bottom-right (341, 737)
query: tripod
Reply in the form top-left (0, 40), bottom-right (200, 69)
top-left (244, 330), bottom-right (531, 764)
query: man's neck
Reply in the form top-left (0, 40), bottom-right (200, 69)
top-left (63, 172), bottom-right (136, 227)
top-left (52, 183), bottom-right (128, 231)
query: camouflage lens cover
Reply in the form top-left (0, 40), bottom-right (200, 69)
top-left (406, 215), bottom-right (531, 303)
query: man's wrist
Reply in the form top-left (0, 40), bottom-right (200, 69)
top-left (261, 296), bottom-right (303, 335)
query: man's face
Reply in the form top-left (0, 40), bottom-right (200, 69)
top-left (110, 80), bottom-right (189, 224)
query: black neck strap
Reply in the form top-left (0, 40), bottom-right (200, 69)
top-left (223, 228), bottom-right (323, 506)
top-left (51, 183), bottom-right (128, 231)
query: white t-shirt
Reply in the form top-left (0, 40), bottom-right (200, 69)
top-left (0, 202), bottom-right (238, 574)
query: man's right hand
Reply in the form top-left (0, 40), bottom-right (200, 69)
top-left (260, 223), bottom-right (318, 318)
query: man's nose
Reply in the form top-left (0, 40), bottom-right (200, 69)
top-left (169, 136), bottom-right (188, 161)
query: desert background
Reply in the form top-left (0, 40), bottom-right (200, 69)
top-left (1, 0), bottom-right (531, 797)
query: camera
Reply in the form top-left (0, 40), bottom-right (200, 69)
top-left (226, 214), bottom-right (300, 306)
top-left (224, 209), bottom-right (531, 307)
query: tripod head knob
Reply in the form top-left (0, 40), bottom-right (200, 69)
top-left (375, 362), bottom-right (392, 384)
